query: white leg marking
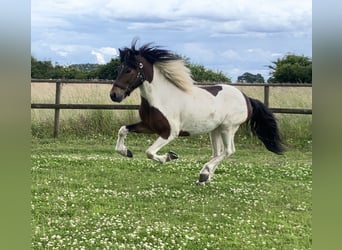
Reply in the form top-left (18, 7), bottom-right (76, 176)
top-left (224, 125), bottom-right (239, 157)
top-left (146, 136), bottom-right (176, 163)
top-left (115, 126), bottom-right (130, 157)
top-left (198, 125), bottom-right (240, 183)
top-left (209, 128), bottom-right (224, 157)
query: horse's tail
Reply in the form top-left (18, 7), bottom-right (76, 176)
top-left (248, 97), bottom-right (284, 154)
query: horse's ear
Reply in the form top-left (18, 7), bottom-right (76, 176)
top-left (119, 48), bottom-right (125, 60)
top-left (131, 37), bottom-right (140, 52)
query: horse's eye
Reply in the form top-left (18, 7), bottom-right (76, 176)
top-left (125, 69), bottom-right (132, 74)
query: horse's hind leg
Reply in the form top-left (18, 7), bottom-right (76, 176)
top-left (198, 128), bottom-right (225, 183)
top-left (198, 125), bottom-right (239, 184)
top-left (209, 127), bottom-right (223, 157)
top-left (198, 152), bottom-right (226, 184)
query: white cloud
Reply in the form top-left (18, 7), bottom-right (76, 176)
top-left (271, 53), bottom-right (283, 58)
top-left (182, 43), bottom-right (216, 63)
top-left (91, 51), bottom-right (106, 64)
top-left (49, 44), bottom-right (81, 57)
top-left (31, 0), bottom-right (312, 78)
top-left (222, 49), bottom-right (242, 61)
top-left (222, 48), bottom-right (276, 63)
top-left (32, 0), bottom-right (311, 36)
top-left (91, 47), bottom-right (118, 64)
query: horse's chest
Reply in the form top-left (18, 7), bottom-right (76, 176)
top-left (139, 97), bottom-right (171, 139)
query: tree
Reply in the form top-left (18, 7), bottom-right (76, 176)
top-left (51, 66), bottom-right (88, 79)
top-left (31, 56), bottom-right (93, 79)
top-left (31, 56), bottom-right (54, 78)
top-left (237, 72), bottom-right (265, 83)
top-left (95, 58), bottom-right (121, 80)
top-left (268, 54), bottom-right (312, 83)
top-left (187, 63), bottom-right (231, 83)
top-left (180, 54), bottom-right (231, 82)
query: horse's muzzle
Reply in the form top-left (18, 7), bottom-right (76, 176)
top-left (110, 84), bottom-right (126, 102)
top-left (110, 91), bottom-right (124, 103)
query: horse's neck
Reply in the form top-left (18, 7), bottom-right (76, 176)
top-left (139, 66), bottom-right (182, 106)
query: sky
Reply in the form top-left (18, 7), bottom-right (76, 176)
top-left (31, 0), bottom-right (312, 82)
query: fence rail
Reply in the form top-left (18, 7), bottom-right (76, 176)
top-left (31, 79), bottom-right (312, 138)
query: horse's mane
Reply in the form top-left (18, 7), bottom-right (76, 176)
top-left (119, 40), bottom-right (194, 92)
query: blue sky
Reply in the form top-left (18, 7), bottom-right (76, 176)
top-left (31, 0), bottom-right (312, 81)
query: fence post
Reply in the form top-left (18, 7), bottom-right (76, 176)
top-left (53, 81), bottom-right (62, 138)
top-left (264, 85), bottom-right (270, 107)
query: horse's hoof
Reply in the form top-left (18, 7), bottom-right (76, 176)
top-left (117, 149), bottom-right (133, 158)
top-left (196, 180), bottom-right (206, 185)
top-left (166, 151), bottom-right (178, 161)
top-left (126, 149), bottom-right (133, 158)
top-left (198, 173), bottom-right (210, 183)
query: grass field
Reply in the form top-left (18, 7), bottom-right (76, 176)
top-left (31, 134), bottom-right (312, 249)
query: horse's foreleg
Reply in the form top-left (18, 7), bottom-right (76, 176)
top-left (115, 122), bottom-right (152, 158)
top-left (146, 136), bottom-right (178, 163)
top-left (116, 126), bottom-right (132, 157)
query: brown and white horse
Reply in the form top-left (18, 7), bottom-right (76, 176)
top-left (110, 41), bottom-right (284, 184)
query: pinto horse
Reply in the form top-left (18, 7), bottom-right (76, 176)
top-left (110, 41), bottom-right (284, 184)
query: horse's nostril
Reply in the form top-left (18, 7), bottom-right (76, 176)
top-left (110, 92), bottom-right (117, 101)
top-left (110, 92), bottom-right (122, 102)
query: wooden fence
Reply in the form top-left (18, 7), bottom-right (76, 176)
top-left (31, 79), bottom-right (312, 138)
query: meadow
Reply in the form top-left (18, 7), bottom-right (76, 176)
top-left (32, 134), bottom-right (311, 249)
top-left (31, 82), bottom-right (312, 249)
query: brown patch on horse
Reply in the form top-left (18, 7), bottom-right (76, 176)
top-left (139, 97), bottom-right (171, 139)
top-left (242, 93), bottom-right (253, 122)
top-left (136, 55), bottom-right (153, 83)
top-left (199, 85), bottom-right (223, 96)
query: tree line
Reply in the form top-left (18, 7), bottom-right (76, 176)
top-left (31, 56), bottom-right (231, 83)
top-left (238, 54), bottom-right (312, 83)
top-left (31, 53), bottom-right (311, 83)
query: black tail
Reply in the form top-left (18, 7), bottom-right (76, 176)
top-left (248, 97), bottom-right (284, 154)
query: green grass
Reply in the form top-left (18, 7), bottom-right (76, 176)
top-left (31, 134), bottom-right (312, 249)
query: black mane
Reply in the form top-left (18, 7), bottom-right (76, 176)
top-left (119, 39), bottom-right (180, 67)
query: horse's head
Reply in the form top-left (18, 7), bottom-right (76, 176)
top-left (110, 45), bottom-right (153, 103)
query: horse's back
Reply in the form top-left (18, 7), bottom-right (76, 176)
top-left (198, 84), bottom-right (247, 110)
top-left (178, 84), bottom-right (248, 134)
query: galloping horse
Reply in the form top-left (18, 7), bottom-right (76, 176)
top-left (110, 41), bottom-right (284, 184)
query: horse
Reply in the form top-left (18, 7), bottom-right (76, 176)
top-left (110, 41), bottom-right (284, 184)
